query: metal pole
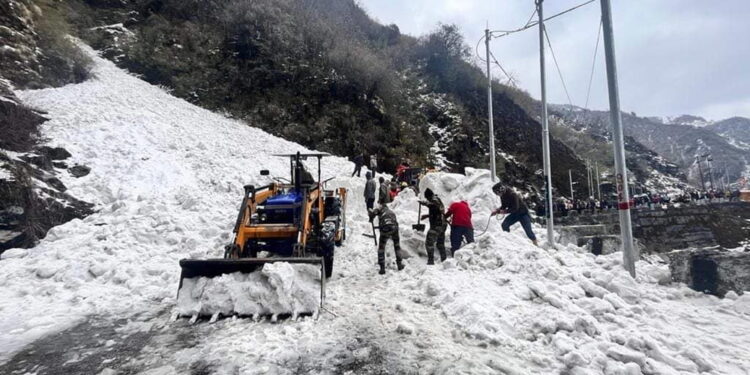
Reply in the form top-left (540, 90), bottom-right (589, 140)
top-left (724, 162), bottom-right (729, 190)
top-left (485, 28), bottom-right (497, 182)
top-left (569, 169), bottom-right (574, 200)
top-left (595, 162), bottom-right (601, 201)
top-left (587, 161), bottom-right (593, 198)
top-left (537, 0), bottom-right (554, 246)
top-left (707, 155), bottom-right (714, 190)
top-left (696, 156), bottom-right (705, 190)
top-left (600, 0), bottom-right (636, 277)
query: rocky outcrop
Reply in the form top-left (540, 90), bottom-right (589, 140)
top-left (0, 150), bottom-right (94, 254)
top-left (0, 0), bottom-right (43, 87)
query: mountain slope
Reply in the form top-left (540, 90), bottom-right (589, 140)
top-left (551, 106), bottom-right (748, 188)
top-left (64, 0), bottom-right (587, 196)
top-left (707, 117), bottom-right (750, 151)
top-left (1, 44), bottom-right (749, 374)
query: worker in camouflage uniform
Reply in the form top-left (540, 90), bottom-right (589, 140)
top-left (368, 205), bottom-right (405, 274)
top-left (419, 188), bottom-right (447, 265)
top-left (378, 176), bottom-right (391, 205)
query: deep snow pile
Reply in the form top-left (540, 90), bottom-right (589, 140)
top-left (177, 263), bottom-right (321, 319)
top-left (0, 44), bottom-right (354, 360)
top-left (0, 45), bottom-right (748, 374)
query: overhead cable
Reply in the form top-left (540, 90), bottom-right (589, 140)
top-left (543, 27), bottom-right (573, 107)
top-left (584, 20), bottom-right (603, 109)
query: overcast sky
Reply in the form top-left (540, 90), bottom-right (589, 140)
top-left (358, 0), bottom-right (750, 121)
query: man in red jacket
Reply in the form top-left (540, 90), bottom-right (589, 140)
top-left (445, 200), bottom-right (473, 255)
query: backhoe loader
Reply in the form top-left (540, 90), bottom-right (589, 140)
top-left (176, 152), bottom-right (347, 319)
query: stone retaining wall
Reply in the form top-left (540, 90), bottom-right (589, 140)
top-left (669, 248), bottom-right (750, 296)
top-left (550, 202), bottom-right (750, 253)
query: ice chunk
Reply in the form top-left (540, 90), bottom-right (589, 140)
top-left (1, 248), bottom-right (28, 259)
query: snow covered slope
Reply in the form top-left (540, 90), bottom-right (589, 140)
top-left (1, 46), bottom-right (749, 374)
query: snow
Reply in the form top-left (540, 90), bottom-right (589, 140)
top-left (0, 166), bottom-right (12, 181)
top-left (176, 263), bottom-right (321, 318)
top-left (0, 44), bottom-right (749, 373)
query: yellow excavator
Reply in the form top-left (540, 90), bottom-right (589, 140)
top-left (177, 152), bottom-right (347, 318)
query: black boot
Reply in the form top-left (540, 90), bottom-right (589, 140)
top-left (379, 264), bottom-right (386, 275)
top-left (427, 257), bottom-right (435, 265)
top-left (397, 261), bottom-right (405, 271)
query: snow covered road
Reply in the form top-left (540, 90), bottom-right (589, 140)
top-left (1, 46), bottom-right (750, 374)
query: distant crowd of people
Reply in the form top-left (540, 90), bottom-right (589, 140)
top-left (534, 188), bottom-right (744, 217)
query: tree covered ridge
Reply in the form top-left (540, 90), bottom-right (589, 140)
top-left (66, 0), bottom-right (586, 193)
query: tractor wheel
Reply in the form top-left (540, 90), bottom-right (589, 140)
top-left (324, 251), bottom-right (334, 278)
top-left (335, 228), bottom-right (345, 247)
top-left (243, 240), bottom-right (258, 258)
top-left (322, 241), bottom-right (334, 278)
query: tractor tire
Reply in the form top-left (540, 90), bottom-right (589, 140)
top-left (324, 251), bottom-right (334, 279)
top-left (243, 240), bottom-right (258, 258)
top-left (322, 241), bottom-right (334, 278)
top-left (335, 228), bottom-right (345, 247)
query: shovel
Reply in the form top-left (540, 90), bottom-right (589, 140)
top-left (362, 222), bottom-right (378, 246)
top-left (412, 203), bottom-right (426, 232)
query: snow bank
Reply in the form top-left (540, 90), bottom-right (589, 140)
top-left (1, 44), bottom-right (357, 360)
top-left (176, 263), bottom-right (321, 318)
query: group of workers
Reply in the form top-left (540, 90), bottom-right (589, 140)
top-left (363, 170), bottom-right (538, 275)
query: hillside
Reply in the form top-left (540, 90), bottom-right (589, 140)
top-left (707, 117), bottom-right (750, 151)
top-left (54, 0), bottom-right (590, 196)
top-left (1, 45), bottom-right (749, 374)
top-left (0, 0), bottom-right (94, 253)
top-left (549, 106), bottom-right (687, 194)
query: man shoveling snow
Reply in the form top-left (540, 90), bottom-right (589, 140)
top-left (491, 182), bottom-right (539, 247)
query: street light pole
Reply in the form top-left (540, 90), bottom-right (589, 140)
top-left (600, 0), bottom-right (636, 277)
top-left (537, 0), bottom-right (555, 246)
top-left (485, 28), bottom-right (497, 182)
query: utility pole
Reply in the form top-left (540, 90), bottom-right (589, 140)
top-left (537, 0), bottom-right (554, 246)
top-left (595, 162), bottom-right (602, 201)
top-left (485, 28), bottom-right (497, 182)
top-left (600, 0), bottom-right (636, 277)
top-left (569, 169), bottom-right (574, 200)
top-left (696, 156), bottom-right (705, 190)
top-left (724, 162), bottom-right (729, 190)
top-left (706, 154), bottom-right (714, 190)
top-left (587, 161), bottom-right (593, 198)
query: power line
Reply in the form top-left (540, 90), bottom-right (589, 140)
top-left (489, 0), bottom-right (595, 39)
top-left (523, 8), bottom-right (538, 28)
top-left (584, 20), bottom-right (603, 109)
top-left (543, 27), bottom-right (573, 107)
top-left (489, 50), bottom-right (518, 87)
top-left (476, 0), bottom-right (596, 64)
top-left (476, 0), bottom-right (595, 90)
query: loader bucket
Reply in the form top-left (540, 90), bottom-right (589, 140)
top-left (176, 257), bottom-right (326, 321)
